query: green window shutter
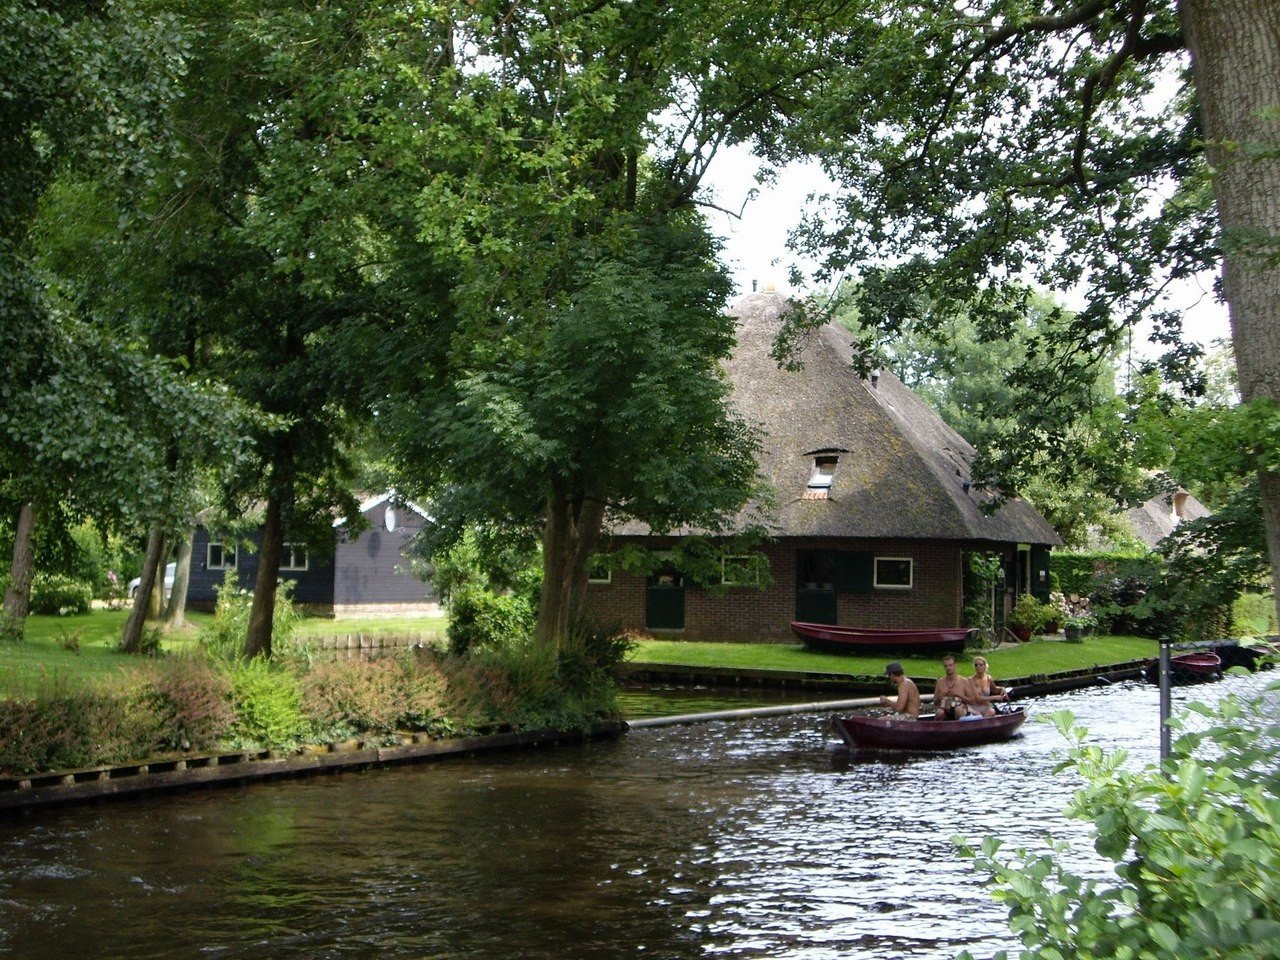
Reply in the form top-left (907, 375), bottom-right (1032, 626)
top-left (833, 552), bottom-right (874, 593)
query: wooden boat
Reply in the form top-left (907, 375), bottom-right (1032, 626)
top-left (833, 708), bottom-right (1027, 751)
top-left (791, 621), bottom-right (976, 654)
top-left (1144, 651), bottom-right (1223, 685)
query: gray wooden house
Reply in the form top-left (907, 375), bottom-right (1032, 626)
top-left (587, 291), bottom-right (1060, 641)
top-left (187, 492), bottom-right (440, 618)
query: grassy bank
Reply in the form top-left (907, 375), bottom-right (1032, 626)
top-left (3, 610), bottom-right (447, 699)
top-left (629, 635), bottom-right (1160, 681)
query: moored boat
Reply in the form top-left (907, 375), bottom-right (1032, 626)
top-left (791, 621), bottom-right (976, 654)
top-left (1145, 650), bottom-right (1223, 685)
top-left (833, 708), bottom-right (1027, 751)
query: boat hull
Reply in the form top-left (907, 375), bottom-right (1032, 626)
top-left (833, 709), bottom-right (1027, 751)
top-left (791, 621), bottom-right (975, 654)
top-left (1146, 651), bottom-right (1223, 684)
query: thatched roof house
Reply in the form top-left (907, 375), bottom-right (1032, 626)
top-left (1124, 489), bottom-right (1210, 550)
top-left (588, 291), bottom-right (1060, 642)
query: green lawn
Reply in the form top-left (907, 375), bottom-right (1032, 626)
top-left (629, 635), bottom-right (1159, 680)
top-left (1, 609), bottom-right (449, 698)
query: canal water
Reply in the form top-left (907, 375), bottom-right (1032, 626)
top-left (0, 679), bottom-right (1243, 959)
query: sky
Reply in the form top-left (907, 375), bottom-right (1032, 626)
top-left (705, 146), bottom-right (1233, 352)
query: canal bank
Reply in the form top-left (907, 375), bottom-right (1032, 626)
top-left (0, 654), bottom-right (1162, 813)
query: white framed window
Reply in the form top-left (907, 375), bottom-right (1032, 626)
top-left (808, 455), bottom-right (839, 489)
top-left (721, 555), bottom-right (766, 586)
top-left (281, 543), bottom-right (309, 572)
top-left (207, 542), bottom-right (237, 571)
top-left (587, 556), bottom-right (612, 584)
top-left (874, 557), bottom-right (913, 590)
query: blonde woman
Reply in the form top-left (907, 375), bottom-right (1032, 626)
top-left (969, 656), bottom-right (1010, 717)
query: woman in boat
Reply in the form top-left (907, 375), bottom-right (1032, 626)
top-left (968, 657), bottom-right (1009, 717)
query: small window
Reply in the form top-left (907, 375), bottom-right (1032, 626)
top-left (587, 556), bottom-right (612, 584)
top-left (721, 555), bottom-right (766, 587)
top-left (874, 557), bottom-right (913, 590)
top-left (208, 542), bottom-right (237, 571)
top-left (808, 455), bottom-right (839, 489)
top-left (281, 543), bottom-right (309, 572)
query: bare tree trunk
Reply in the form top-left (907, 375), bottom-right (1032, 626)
top-left (1181, 0), bottom-right (1280, 626)
top-left (164, 526), bottom-right (194, 629)
top-left (2, 501), bottom-right (40, 641)
top-left (121, 524), bottom-right (165, 653)
top-left (534, 483), bottom-right (606, 653)
top-left (244, 494), bottom-right (284, 659)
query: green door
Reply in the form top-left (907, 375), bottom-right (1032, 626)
top-left (645, 570), bottom-right (685, 630)
top-left (795, 550), bottom-right (838, 623)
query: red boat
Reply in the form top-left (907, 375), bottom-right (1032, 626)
top-left (833, 708), bottom-right (1027, 751)
top-left (1146, 651), bottom-right (1223, 684)
top-left (791, 621), bottom-right (976, 654)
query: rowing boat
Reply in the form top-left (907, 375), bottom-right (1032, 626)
top-left (832, 708), bottom-right (1027, 751)
top-left (791, 621), bottom-right (976, 654)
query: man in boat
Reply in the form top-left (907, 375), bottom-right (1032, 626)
top-left (879, 662), bottom-right (921, 718)
top-left (933, 655), bottom-right (979, 720)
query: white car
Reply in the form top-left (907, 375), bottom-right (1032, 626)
top-left (129, 562), bottom-right (176, 601)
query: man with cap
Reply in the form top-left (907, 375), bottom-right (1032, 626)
top-left (879, 662), bottom-right (920, 718)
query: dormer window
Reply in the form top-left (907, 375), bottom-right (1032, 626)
top-left (808, 455), bottom-right (838, 490)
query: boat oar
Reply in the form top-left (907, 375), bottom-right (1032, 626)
top-left (627, 694), bottom-right (935, 729)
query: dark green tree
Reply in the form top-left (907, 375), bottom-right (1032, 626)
top-left (778, 0), bottom-right (1280, 622)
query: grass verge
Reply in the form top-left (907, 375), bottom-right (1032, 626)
top-left (628, 635), bottom-right (1160, 680)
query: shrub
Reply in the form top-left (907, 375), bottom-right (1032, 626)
top-left (1009, 593), bottom-right (1055, 632)
top-left (143, 660), bottom-right (236, 750)
top-left (397, 649), bottom-right (455, 735)
top-left (225, 658), bottom-right (311, 749)
top-left (446, 585), bottom-right (535, 656)
top-left (200, 571), bottom-right (301, 660)
top-left (300, 658), bottom-right (406, 741)
top-left (29, 573), bottom-right (93, 616)
top-left (0, 685), bottom-right (163, 775)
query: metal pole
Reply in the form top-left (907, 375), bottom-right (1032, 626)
top-left (1159, 636), bottom-right (1172, 764)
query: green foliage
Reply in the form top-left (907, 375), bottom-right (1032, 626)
top-left (446, 585), bottom-right (536, 657)
top-left (28, 573), bottom-right (93, 616)
top-left (964, 552), bottom-right (1004, 638)
top-left (958, 695), bottom-right (1280, 960)
top-left (1051, 550), bottom-right (1151, 598)
top-left (224, 658), bottom-right (310, 750)
top-left (199, 570), bottom-right (301, 660)
top-left (1009, 594), bottom-right (1056, 632)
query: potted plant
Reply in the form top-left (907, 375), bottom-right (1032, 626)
top-left (1008, 594), bottom-right (1050, 642)
top-left (1063, 613), bottom-right (1097, 642)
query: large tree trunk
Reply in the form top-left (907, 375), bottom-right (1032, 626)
top-left (164, 526), bottom-right (194, 629)
top-left (1181, 0), bottom-right (1280, 626)
top-left (121, 524), bottom-right (166, 653)
top-left (535, 483), bottom-right (606, 653)
top-left (2, 501), bottom-right (40, 641)
top-left (244, 494), bottom-right (284, 659)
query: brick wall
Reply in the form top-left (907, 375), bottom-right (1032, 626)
top-left (585, 537), bottom-right (967, 642)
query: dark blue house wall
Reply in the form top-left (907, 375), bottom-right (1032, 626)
top-left (188, 527), bottom-right (336, 610)
top-left (333, 502), bottom-right (437, 607)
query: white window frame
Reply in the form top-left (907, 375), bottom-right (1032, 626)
top-left (874, 556), bottom-right (913, 590)
top-left (808, 455), bottom-right (839, 489)
top-left (281, 543), bottom-right (309, 572)
top-left (587, 561), bottom-right (612, 584)
top-left (207, 542), bottom-right (237, 571)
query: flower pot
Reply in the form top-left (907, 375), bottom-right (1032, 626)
top-left (1064, 625), bottom-right (1083, 642)
top-left (1011, 626), bottom-right (1032, 642)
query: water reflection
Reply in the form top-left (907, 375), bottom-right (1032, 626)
top-left (0, 678), bottom-right (1247, 959)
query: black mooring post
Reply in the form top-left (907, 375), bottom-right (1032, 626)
top-left (1159, 636), bottom-right (1172, 764)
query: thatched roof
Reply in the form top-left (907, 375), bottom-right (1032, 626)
top-left (618, 291), bottom-right (1060, 545)
top-left (1125, 489), bottom-right (1209, 549)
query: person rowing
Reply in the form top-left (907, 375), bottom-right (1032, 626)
top-left (968, 656), bottom-right (1010, 717)
top-left (933, 654), bottom-right (979, 720)
top-left (878, 662), bottom-right (920, 718)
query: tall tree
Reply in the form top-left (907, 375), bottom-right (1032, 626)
top-left (778, 0), bottom-right (1280, 621)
